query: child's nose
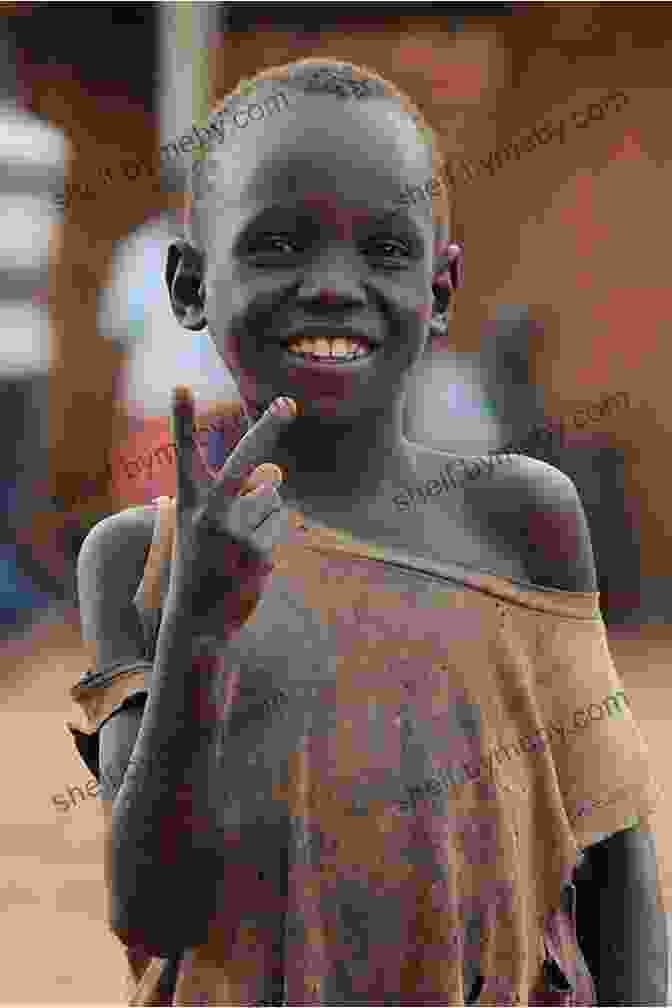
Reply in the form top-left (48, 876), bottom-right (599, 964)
top-left (296, 282), bottom-right (366, 313)
top-left (296, 257), bottom-right (367, 313)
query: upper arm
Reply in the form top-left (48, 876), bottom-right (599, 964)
top-left (77, 505), bottom-right (157, 671)
top-left (76, 505), bottom-right (157, 800)
top-left (76, 506), bottom-right (165, 937)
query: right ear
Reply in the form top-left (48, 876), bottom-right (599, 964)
top-left (165, 240), bottom-right (208, 330)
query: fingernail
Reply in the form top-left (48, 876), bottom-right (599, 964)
top-left (268, 396), bottom-right (297, 418)
top-left (173, 389), bottom-right (193, 424)
top-left (173, 385), bottom-right (192, 405)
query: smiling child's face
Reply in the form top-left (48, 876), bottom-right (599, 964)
top-left (192, 83), bottom-right (444, 425)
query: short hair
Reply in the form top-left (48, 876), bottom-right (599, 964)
top-left (187, 58), bottom-right (456, 324)
top-left (188, 58), bottom-right (451, 229)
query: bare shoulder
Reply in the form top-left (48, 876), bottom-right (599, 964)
top-left (77, 504), bottom-right (158, 575)
top-left (402, 444), bottom-right (596, 591)
top-left (477, 451), bottom-right (599, 592)
top-left (76, 503), bottom-right (159, 611)
top-left (409, 443), bottom-right (598, 592)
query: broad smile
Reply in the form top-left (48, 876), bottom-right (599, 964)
top-left (279, 325), bottom-right (381, 369)
top-left (280, 347), bottom-right (379, 376)
top-left (285, 337), bottom-right (370, 363)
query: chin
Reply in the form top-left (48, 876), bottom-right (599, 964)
top-left (300, 398), bottom-right (351, 420)
top-left (302, 397), bottom-right (385, 425)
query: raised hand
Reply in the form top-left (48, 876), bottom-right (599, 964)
top-left (166, 386), bottom-right (297, 638)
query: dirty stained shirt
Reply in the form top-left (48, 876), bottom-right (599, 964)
top-left (67, 507), bottom-right (662, 1006)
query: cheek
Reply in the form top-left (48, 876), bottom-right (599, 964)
top-left (212, 292), bottom-right (280, 408)
top-left (205, 276), bottom-right (249, 364)
top-left (375, 261), bottom-right (432, 322)
top-left (408, 266), bottom-right (437, 338)
top-left (221, 323), bottom-right (243, 369)
top-left (386, 303), bottom-right (430, 369)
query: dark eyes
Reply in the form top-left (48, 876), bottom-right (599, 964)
top-left (246, 233), bottom-right (412, 264)
top-left (363, 238), bottom-right (411, 260)
top-left (250, 235), bottom-right (299, 255)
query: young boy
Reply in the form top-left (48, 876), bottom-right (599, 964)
top-left (68, 60), bottom-right (666, 1005)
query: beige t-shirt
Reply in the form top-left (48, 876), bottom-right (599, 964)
top-left (67, 503), bottom-right (662, 1006)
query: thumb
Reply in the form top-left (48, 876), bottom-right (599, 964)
top-left (137, 496), bottom-right (176, 612)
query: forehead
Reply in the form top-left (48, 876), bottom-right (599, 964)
top-left (198, 88), bottom-right (434, 218)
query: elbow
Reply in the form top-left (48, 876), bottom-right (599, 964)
top-left (109, 883), bottom-right (186, 957)
top-left (109, 863), bottom-right (216, 957)
top-left (110, 910), bottom-right (208, 959)
top-left (107, 800), bottom-right (222, 955)
top-left (110, 919), bottom-right (182, 959)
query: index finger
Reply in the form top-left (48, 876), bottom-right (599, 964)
top-left (209, 396), bottom-right (297, 506)
top-left (172, 385), bottom-right (198, 509)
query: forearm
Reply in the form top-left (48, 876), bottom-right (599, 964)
top-left (596, 857), bottom-right (668, 1004)
top-left (577, 826), bottom-right (668, 1006)
top-left (108, 602), bottom-right (237, 947)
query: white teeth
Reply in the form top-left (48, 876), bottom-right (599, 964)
top-left (286, 336), bottom-right (371, 359)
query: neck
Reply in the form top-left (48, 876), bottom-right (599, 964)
top-left (272, 401), bottom-right (417, 518)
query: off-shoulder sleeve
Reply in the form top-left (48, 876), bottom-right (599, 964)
top-left (531, 606), bottom-right (664, 850)
top-left (66, 661), bottom-right (152, 781)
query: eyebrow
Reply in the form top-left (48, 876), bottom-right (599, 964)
top-left (197, 197), bottom-right (429, 247)
top-left (243, 206), bottom-right (429, 248)
top-left (230, 200), bottom-right (421, 223)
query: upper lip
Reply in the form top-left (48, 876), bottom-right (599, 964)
top-left (281, 324), bottom-right (382, 349)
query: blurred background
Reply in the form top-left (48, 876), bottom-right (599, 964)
top-left (1, 2), bottom-right (671, 1002)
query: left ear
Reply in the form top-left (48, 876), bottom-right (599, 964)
top-left (432, 219), bottom-right (464, 313)
top-left (166, 239), bottom-right (208, 331)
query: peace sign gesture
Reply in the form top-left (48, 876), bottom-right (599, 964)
top-left (164, 386), bottom-right (297, 639)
